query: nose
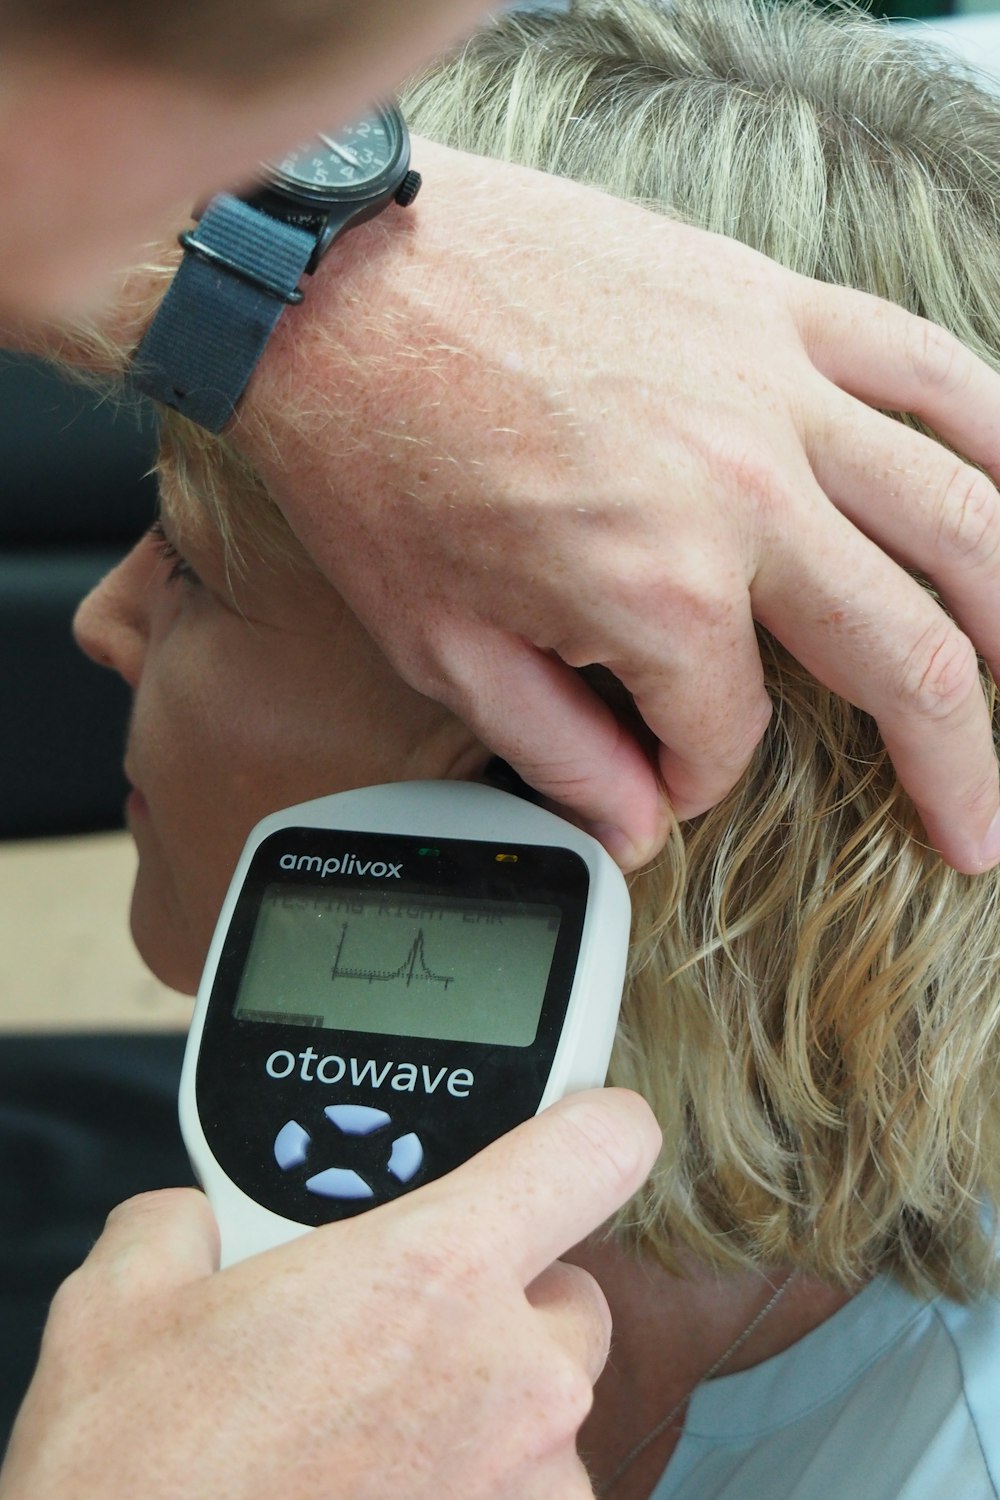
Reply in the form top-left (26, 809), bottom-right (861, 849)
top-left (72, 538), bottom-right (152, 691)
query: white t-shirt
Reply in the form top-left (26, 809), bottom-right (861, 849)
top-left (652, 1272), bottom-right (1000, 1498)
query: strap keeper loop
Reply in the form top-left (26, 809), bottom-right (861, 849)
top-left (178, 231), bottom-right (305, 305)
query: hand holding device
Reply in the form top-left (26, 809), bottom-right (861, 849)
top-left (1, 1091), bottom-right (661, 1500)
top-left (181, 781), bottom-right (631, 1265)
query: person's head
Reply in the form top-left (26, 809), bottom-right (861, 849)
top-left (75, 0), bottom-right (1000, 1301)
top-left (0, 0), bottom-right (487, 319)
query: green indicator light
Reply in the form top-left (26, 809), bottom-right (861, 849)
top-left (418, 846), bottom-right (440, 856)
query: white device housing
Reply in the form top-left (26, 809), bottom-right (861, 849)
top-left (180, 781), bottom-right (631, 1265)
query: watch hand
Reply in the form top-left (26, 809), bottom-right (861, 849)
top-left (318, 134), bottom-right (361, 169)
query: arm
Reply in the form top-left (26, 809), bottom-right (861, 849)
top-left (21, 139), bottom-right (1000, 872)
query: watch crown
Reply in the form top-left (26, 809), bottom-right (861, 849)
top-left (395, 170), bottom-right (422, 208)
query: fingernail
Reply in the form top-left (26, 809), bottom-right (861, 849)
top-left (591, 823), bottom-right (643, 871)
top-left (561, 1090), bottom-right (661, 1182)
top-left (979, 809), bottom-right (1000, 868)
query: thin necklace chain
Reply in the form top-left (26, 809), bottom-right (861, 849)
top-left (594, 1270), bottom-right (797, 1500)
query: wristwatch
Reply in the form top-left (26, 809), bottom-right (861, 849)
top-left (131, 101), bottom-right (421, 433)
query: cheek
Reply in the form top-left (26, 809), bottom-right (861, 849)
top-left (125, 638), bottom-right (273, 979)
top-left (125, 611), bottom-right (478, 985)
top-left (125, 632), bottom-right (343, 943)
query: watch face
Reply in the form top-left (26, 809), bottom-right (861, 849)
top-left (267, 105), bottom-right (404, 201)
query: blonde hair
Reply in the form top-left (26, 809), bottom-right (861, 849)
top-left (160, 0), bottom-right (1000, 1298)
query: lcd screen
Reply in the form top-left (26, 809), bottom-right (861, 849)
top-left (233, 884), bottom-right (562, 1046)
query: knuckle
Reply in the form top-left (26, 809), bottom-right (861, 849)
top-left (542, 626), bottom-right (596, 670)
top-left (667, 581), bottom-right (739, 635)
top-left (910, 318), bottom-right (967, 396)
top-left (709, 443), bottom-right (784, 522)
top-left (390, 625), bottom-right (491, 722)
top-left (43, 1266), bottom-right (107, 1364)
top-left (717, 691), bottom-right (773, 771)
top-left (541, 1359), bottom-right (596, 1444)
top-left (748, 688), bottom-right (775, 741)
top-left (962, 768), bottom-right (1000, 823)
top-left (897, 626), bottom-right (980, 721)
top-left (936, 465), bottom-right (1000, 564)
top-left (603, 568), bottom-right (743, 653)
top-left (517, 1355), bottom-right (595, 1462)
top-left (45, 1267), bottom-right (87, 1337)
top-left (384, 628), bottom-right (458, 703)
top-left (554, 637), bottom-right (608, 672)
top-left (103, 1187), bottom-right (172, 1227)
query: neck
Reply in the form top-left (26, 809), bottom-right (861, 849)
top-left (567, 1234), bottom-right (856, 1500)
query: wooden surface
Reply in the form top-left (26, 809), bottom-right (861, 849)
top-left (0, 831), bottom-right (192, 1031)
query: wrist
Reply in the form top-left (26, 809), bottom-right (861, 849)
top-left (232, 135), bottom-right (483, 477)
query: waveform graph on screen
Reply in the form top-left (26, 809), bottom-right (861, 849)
top-left (330, 921), bottom-right (456, 994)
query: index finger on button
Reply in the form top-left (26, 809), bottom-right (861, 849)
top-left (426, 1089), bottom-right (661, 1288)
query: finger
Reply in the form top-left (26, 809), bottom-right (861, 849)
top-left (808, 392), bottom-right (1000, 679)
top-left (417, 1088), bottom-right (661, 1288)
top-left (799, 280), bottom-right (1000, 479)
top-left (79, 1188), bottom-right (220, 1300)
top-left (526, 1260), bottom-right (614, 1386)
top-left (878, 648), bottom-right (998, 873)
top-left (434, 627), bottom-right (672, 869)
top-left (598, 568), bottom-right (773, 821)
top-left (754, 494), bottom-right (1000, 873)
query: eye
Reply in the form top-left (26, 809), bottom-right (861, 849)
top-left (148, 519), bottom-right (202, 587)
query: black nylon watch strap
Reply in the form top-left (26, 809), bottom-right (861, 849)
top-left (131, 194), bottom-right (316, 433)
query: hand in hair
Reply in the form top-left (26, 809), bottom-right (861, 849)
top-left (239, 135), bottom-right (1000, 875)
top-left (0, 1090), bottom-right (659, 1500)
